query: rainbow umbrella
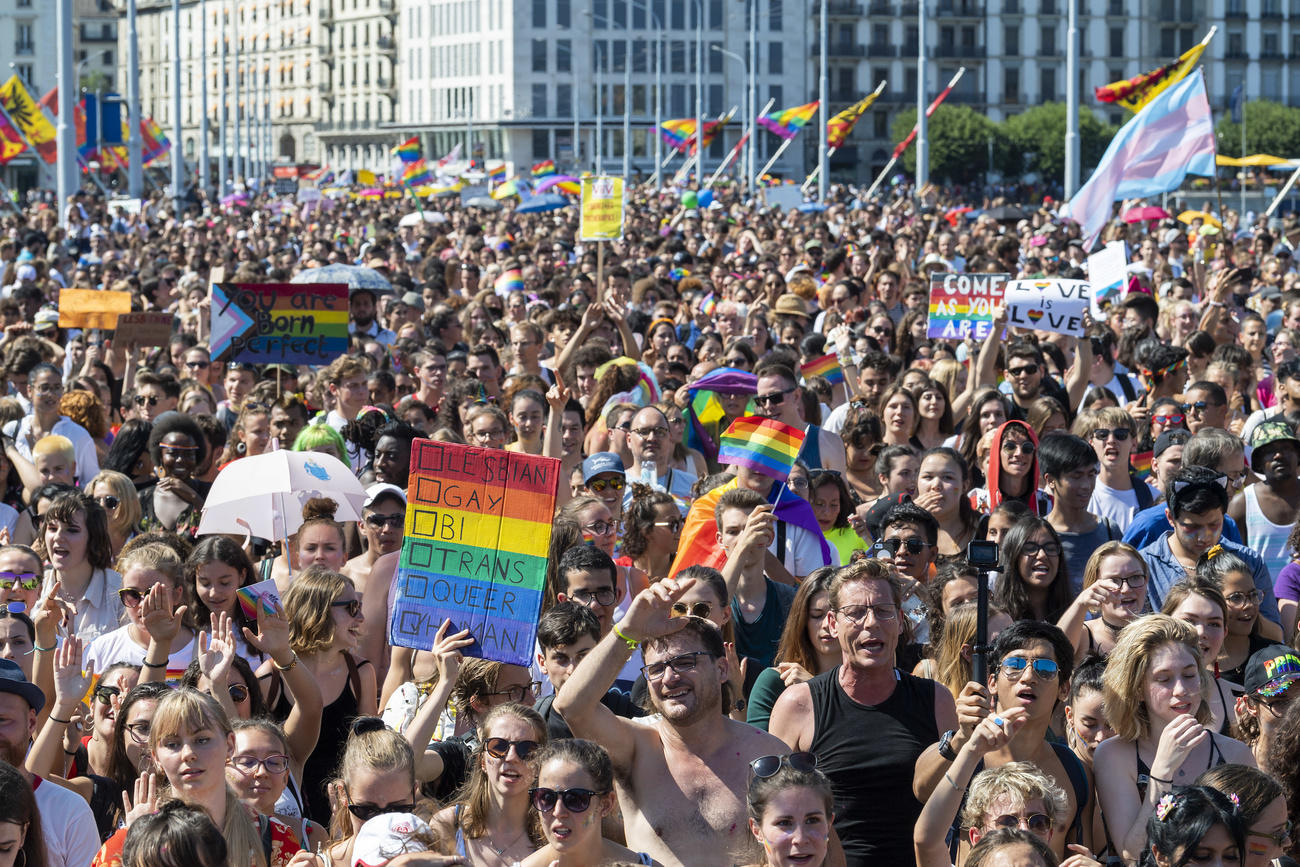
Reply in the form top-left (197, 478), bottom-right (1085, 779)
top-left (535, 175), bottom-right (581, 195)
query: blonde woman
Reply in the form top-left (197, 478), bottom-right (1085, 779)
top-left (1055, 542), bottom-right (1148, 663)
top-left (914, 601), bottom-right (1013, 702)
top-left (87, 470), bottom-right (141, 558)
top-left (90, 689), bottom-right (300, 867)
top-left (1093, 614), bottom-right (1255, 863)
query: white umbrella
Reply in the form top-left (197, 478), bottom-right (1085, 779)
top-left (197, 450), bottom-right (367, 541)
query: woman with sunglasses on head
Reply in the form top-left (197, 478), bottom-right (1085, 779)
top-left (85, 543), bottom-right (196, 679)
top-left (137, 413), bottom-right (209, 538)
top-left (1094, 615), bottom-right (1256, 865)
top-left (620, 485), bottom-right (682, 582)
top-left (87, 471), bottom-right (141, 559)
top-left (518, 738), bottom-right (660, 866)
top-left (91, 688), bottom-right (301, 867)
top-left (431, 703), bottom-right (548, 866)
top-left (259, 566), bottom-right (376, 826)
top-left (36, 492), bottom-right (123, 645)
top-left (739, 752), bottom-right (834, 867)
top-left (1162, 577), bottom-right (1240, 736)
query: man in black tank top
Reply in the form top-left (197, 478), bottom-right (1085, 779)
top-left (770, 561), bottom-right (957, 866)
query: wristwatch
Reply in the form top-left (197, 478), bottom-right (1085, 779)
top-left (937, 729), bottom-right (958, 761)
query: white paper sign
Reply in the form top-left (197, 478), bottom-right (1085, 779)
top-left (1004, 279), bottom-right (1092, 336)
top-left (1086, 241), bottom-right (1128, 317)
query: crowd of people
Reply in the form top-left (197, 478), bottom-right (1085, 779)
top-left (0, 180), bottom-right (1290, 867)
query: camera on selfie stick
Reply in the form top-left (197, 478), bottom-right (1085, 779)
top-left (966, 540), bottom-right (1000, 687)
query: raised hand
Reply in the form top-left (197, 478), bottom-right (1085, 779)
top-left (963, 706), bottom-right (1028, 757)
top-left (198, 611), bottom-right (236, 688)
top-left (618, 575), bottom-right (699, 644)
top-left (32, 583), bottom-right (73, 646)
top-left (52, 634), bottom-right (95, 707)
top-left (140, 583), bottom-right (186, 645)
top-left (242, 593), bottom-right (292, 662)
top-left (431, 619), bottom-right (475, 686)
top-left (545, 372), bottom-right (572, 414)
top-left (122, 770), bottom-right (158, 827)
top-left (1152, 713), bottom-right (1209, 780)
top-left (954, 682), bottom-right (992, 737)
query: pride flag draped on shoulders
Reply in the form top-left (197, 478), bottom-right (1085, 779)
top-left (1062, 72), bottom-right (1216, 248)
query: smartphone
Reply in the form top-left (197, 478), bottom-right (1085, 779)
top-left (967, 540), bottom-right (999, 569)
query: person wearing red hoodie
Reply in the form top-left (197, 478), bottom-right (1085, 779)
top-left (969, 420), bottom-right (1047, 516)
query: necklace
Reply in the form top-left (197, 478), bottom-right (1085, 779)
top-left (484, 827), bottom-right (528, 863)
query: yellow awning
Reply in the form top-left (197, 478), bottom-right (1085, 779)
top-left (1216, 153), bottom-right (1294, 167)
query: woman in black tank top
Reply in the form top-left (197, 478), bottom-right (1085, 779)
top-left (1161, 579), bottom-right (1240, 735)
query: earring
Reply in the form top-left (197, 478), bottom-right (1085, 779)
top-left (237, 442), bottom-right (246, 454)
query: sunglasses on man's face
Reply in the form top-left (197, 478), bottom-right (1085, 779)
top-left (134, 395), bottom-right (159, 407)
top-left (880, 538), bottom-right (931, 556)
top-left (365, 513), bottom-right (404, 530)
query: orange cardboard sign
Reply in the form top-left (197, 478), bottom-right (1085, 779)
top-left (57, 290), bottom-right (132, 329)
top-left (114, 312), bottom-right (174, 346)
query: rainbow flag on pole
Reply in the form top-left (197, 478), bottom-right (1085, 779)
top-left (401, 158), bottom-right (432, 187)
top-left (488, 162), bottom-right (506, 182)
top-left (391, 136), bottom-right (421, 162)
top-left (531, 159), bottom-right (556, 178)
top-left (718, 416), bottom-right (805, 482)
top-left (800, 354), bottom-right (844, 386)
top-left (494, 268), bottom-right (525, 296)
top-left (758, 101), bottom-right (820, 140)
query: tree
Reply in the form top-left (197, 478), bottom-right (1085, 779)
top-left (1214, 100), bottom-right (1300, 158)
top-left (890, 104), bottom-right (1000, 185)
top-left (1001, 103), bottom-right (1118, 181)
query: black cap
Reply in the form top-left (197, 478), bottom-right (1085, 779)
top-left (0, 659), bottom-right (43, 712)
top-left (1243, 644), bottom-right (1300, 699)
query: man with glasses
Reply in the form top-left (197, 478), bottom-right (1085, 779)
top-left (717, 489), bottom-right (797, 675)
top-left (877, 503), bottom-right (940, 639)
top-left (771, 560), bottom-right (955, 864)
top-left (753, 362), bottom-right (846, 475)
top-left (977, 330), bottom-right (1091, 424)
top-left (344, 484), bottom-right (406, 587)
top-left (916, 621), bottom-right (1094, 863)
top-left (556, 576), bottom-right (791, 867)
top-left (623, 406), bottom-right (696, 513)
top-left (1182, 381), bottom-right (1230, 435)
top-left (552, 545), bottom-right (644, 691)
top-left (131, 371), bottom-right (179, 422)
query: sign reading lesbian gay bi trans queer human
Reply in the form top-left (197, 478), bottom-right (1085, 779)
top-left (927, 273), bottom-right (1009, 341)
top-left (389, 440), bottom-right (560, 667)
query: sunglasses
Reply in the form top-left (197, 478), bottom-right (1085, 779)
top-left (332, 599), bottom-right (363, 618)
top-left (94, 495), bottom-right (120, 511)
top-left (653, 518), bottom-right (685, 533)
top-left (581, 520), bottom-right (615, 536)
top-left (753, 386), bottom-right (796, 407)
top-left (670, 601), bottom-right (713, 619)
top-left (587, 477), bottom-right (626, 494)
top-left (346, 799), bottom-right (417, 823)
top-left (1152, 413), bottom-right (1185, 426)
top-left (212, 683), bottom-right (250, 704)
top-left (1001, 440), bottom-right (1036, 456)
top-left (483, 737), bottom-right (540, 760)
top-left (1091, 427), bottom-right (1131, 441)
top-left (1182, 400), bottom-right (1222, 412)
top-left (530, 787), bottom-right (607, 814)
top-left (117, 587), bottom-right (149, 607)
top-left (133, 395), bottom-right (159, 407)
top-left (880, 538), bottom-right (931, 556)
top-left (750, 751), bottom-right (818, 779)
top-left (365, 513), bottom-right (405, 529)
top-left (0, 571), bottom-right (38, 591)
top-left (989, 813), bottom-right (1054, 834)
top-left (1007, 363), bottom-right (1040, 377)
top-left (185, 360), bottom-right (211, 369)
top-left (92, 684), bottom-right (121, 704)
top-left (999, 656), bottom-right (1060, 680)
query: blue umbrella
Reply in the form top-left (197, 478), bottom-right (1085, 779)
top-left (290, 264), bottom-right (392, 294)
top-left (797, 202), bottom-right (828, 213)
top-left (515, 193), bottom-right (570, 214)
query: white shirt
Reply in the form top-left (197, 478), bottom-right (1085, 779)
top-left (85, 623), bottom-right (197, 679)
top-left (1088, 481), bottom-right (1146, 533)
top-left (776, 524), bottom-right (840, 577)
top-left (34, 775), bottom-right (99, 867)
top-left (2, 415), bottom-right (100, 486)
top-left (37, 568), bottom-right (125, 647)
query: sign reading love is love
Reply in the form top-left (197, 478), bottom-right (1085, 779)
top-left (1004, 279), bottom-right (1091, 336)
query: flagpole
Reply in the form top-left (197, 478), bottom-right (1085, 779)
top-left (1266, 162), bottom-right (1300, 217)
top-left (1240, 89), bottom-right (1247, 218)
top-left (1064, 0), bottom-right (1079, 198)
top-left (1202, 67), bottom-right (1225, 220)
top-left (756, 137), bottom-right (796, 183)
top-left (915, 0), bottom-right (928, 190)
top-left (707, 98), bottom-right (772, 189)
top-left (817, 0), bottom-right (827, 202)
top-left (56, 0), bottom-right (77, 224)
top-left (864, 68), bottom-right (964, 199)
top-left (801, 81), bottom-right (885, 191)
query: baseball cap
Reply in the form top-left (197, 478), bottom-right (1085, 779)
top-left (0, 659), bottom-right (43, 712)
top-left (1152, 429), bottom-right (1191, 459)
top-left (1243, 644), bottom-right (1300, 699)
top-left (861, 493), bottom-right (912, 542)
top-left (33, 308), bottom-right (59, 332)
top-left (582, 452), bottom-right (625, 483)
top-left (15, 264), bottom-right (36, 282)
top-left (1248, 420), bottom-right (1300, 472)
top-left (351, 813), bottom-right (432, 867)
top-left (363, 483), bottom-right (407, 510)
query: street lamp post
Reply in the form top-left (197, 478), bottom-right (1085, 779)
top-left (200, 0), bottom-right (209, 199)
top-left (170, 0), bottom-right (184, 215)
top-left (694, 0), bottom-right (703, 185)
top-left (711, 45), bottom-right (749, 191)
top-left (127, 0), bottom-right (143, 198)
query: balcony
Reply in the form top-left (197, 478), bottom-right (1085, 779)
top-left (811, 41), bottom-right (867, 57)
top-left (880, 89), bottom-right (918, 103)
top-left (1261, 48), bottom-right (1284, 59)
top-left (902, 39), bottom-right (919, 54)
top-left (1004, 91), bottom-right (1021, 104)
top-left (376, 35), bottom-right (396, 55)
top-left (827, 1), bottom-right (864, 14)
top-left (1225, 47), bottom-right (1248, 58)
top-left (377, 77), bottom-right (398, 99)
top-left (868, 0), bottom-right (894, 13)
top-left (946, 91), bottom-right (984, 103)
top-left (937, 0), bottom-right (984, 14)
top-left (377, 0), bottom-right (396, 12)
top-left (829, 88), bottom-right (861, 101)
top-left (1002, 0), bottom-right (1021, 11)
top-left (1262, 6), bottom-right (1284, 16)
top-left (900, 1), bottom-right (918, 14)
top-left (13, 42), bottom-right (32, 55)
top-left (1225, 3), bottom-right (1247, 16)
top-left (867, 42), bottom-right (896, 55)
top-left (935, 43), bottom-right (986, 57)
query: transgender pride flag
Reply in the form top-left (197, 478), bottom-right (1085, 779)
top-left (1063, 73), bottom-right (1216, 249)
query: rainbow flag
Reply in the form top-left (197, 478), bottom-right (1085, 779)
top-left (699, 292), bottom-right (717, 317)
top-left (1130, 450), bottom-right (1153, 483)
top-left (800, 354), bottom-right (844, 386)
top-left (718, 416), bottom-right (805, 482)
top-left (494, 268), bottom-right (524, 296)
top-left (532, 159), bottom-right (556, 178)
top-left (758, 101), bottom-right (819, 140)
top-left (491, 178), bottom-right (520, 199)
top-left (488, 163), bottom-right (506, 181)
top-left (401, 159), bottom-right (432, 187)
top-left (392, 136), bottom-right (421, 162)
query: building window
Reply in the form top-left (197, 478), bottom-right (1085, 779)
top-left (557, 83), bottom-right (572, 115)
top-left (709, 41), bottom-right (722, 73)
top-left (532, 128), bottom-right (549, 159)
top-left (1005, 24), bottom-right (1019, 54)
top-left (709, 0), bottom-right (723, 27)
top-left (770, 0), bottom-right (783, 30)
top-left (1040, 25), bottom-right (1055, 53)
top-left (1108, 27), bottom-right (1123, 55)
top-left (1228, 30), bottom-right (1244, 56)
top-left (1160, 28), bottom-right (1175, 56)
top-left (532, 39), bottom-right (547, 72)
top-left (633, 3), bottom-right (646, 28)
top-left (532, 84), bottom-right (547, 117)
top-left (709, 83), bottom-right (722, 112)
top-left (769, 42), bottom-right (783, 74)
top-left (671, 0), bottom-right (685, 29)
top-left (1004, 66), bottom-right (1020, 102)
top-left (670, 40), bottom-right (686, 73)
top-left (613, 39), bottom-right (626, 72)
top-left (557, 40), bottom-right (572, 73)
top-left (532, 0), bottom-right (546, 28)
top-left (670, 83), bottom-right (686, 114)
top-left (594, 0), bottom-right (607, 27)
top-left (614, 0), bottom-right (627, 27)
top-left (632, 39), bottom-right (648, 72)
top-left (557, 0), bottom-right (571, 27)
top-left (873, 111), bottom-right (888, 137)
top-left (1040, 67), bottom-right (1056, 100)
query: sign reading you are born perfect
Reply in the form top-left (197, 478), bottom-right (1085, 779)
top-left (389, 439), bottom-right (560, 667)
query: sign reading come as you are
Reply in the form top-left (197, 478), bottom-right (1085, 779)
top-left (389, 439), bottom-right (560, 667)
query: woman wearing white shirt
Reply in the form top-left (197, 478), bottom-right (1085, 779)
top-left (84, 543), bottom-right (195, 678)
top-left (36, 492), bottom-right (123, 645)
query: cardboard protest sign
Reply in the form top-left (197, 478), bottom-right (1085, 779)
top-left (209, 282), bottom-right (348, 364)
top-left (1087, 241), bottom-right (1128, 316)
top-left (579, 176), bottom-right (626, 241)
top-left (926, 273), bottom-right (1009, 340)
top-left (1004, 279), bottom-right (1091, 336)
top-left (58, 289), bottom-right (132, 329)
top-left (114, 312), bottom-right (174, 346)
top-left (389, 440), bottom-right (559, 667)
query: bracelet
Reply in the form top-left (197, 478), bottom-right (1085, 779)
top-left (63, 748), bottom-right (78, 756)
top-left (142, 660), bottom-right (167, 669)
top-left (273, 652), bottom-right (299, 672)
top-left (944, 772), bottom-right (963, 792)
top-left (33, 643), bottom-right (55, 653)
top-left (48, 716), bottom-right (72, 725)
top-left (1148, 774), bottom-right (1173, 785)
top-left (612, 624), bottom-right (640, 651)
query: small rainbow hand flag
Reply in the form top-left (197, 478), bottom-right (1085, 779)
top-left (1130, 449), bottom-right (1153, 482)
top-left (700, 292), bottom-right (717, 317)
top-left (801, 354), bottom-right (844, 386)
top-left (488, 163), bottom-right (506, 181)
top-left (718, 416), bottom-right (805, 482)
top-left (392, 136), bottom-right (421, 163)
top-left (495, 268), bottom-right (525, 296)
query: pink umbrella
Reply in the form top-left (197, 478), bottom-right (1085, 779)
top-left (1122, 205), bottom-right (1170, 223)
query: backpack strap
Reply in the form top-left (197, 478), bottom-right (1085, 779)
top-left (266, 667), bottom-right (284, 711)
top-left (1048, 741), bottom-right (1091, 845)
top-left (1129, 472), bottom-right (1154, 511)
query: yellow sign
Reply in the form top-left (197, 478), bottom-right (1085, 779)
top-left (579, 176), bottom-right (625, 241)
top-left (57, 290), bottom-right (132, 329)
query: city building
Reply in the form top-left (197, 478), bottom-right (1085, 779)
top-left (394, 0), bottom-right (814, 181)
top-left (314, 0), bottom-right (401, 172)
top-left (0, 0), bottom-right (57, 189)
top-left (76, 0), bottom-right (119, 94)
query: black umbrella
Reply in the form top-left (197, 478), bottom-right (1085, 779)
top-left (984, 205), bottom-right (1030, 221)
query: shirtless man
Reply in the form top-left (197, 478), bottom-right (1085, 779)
top-left (342, 484), bottom-right (406, 587)
top-left (554, 576), bottom-right (794, 867)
